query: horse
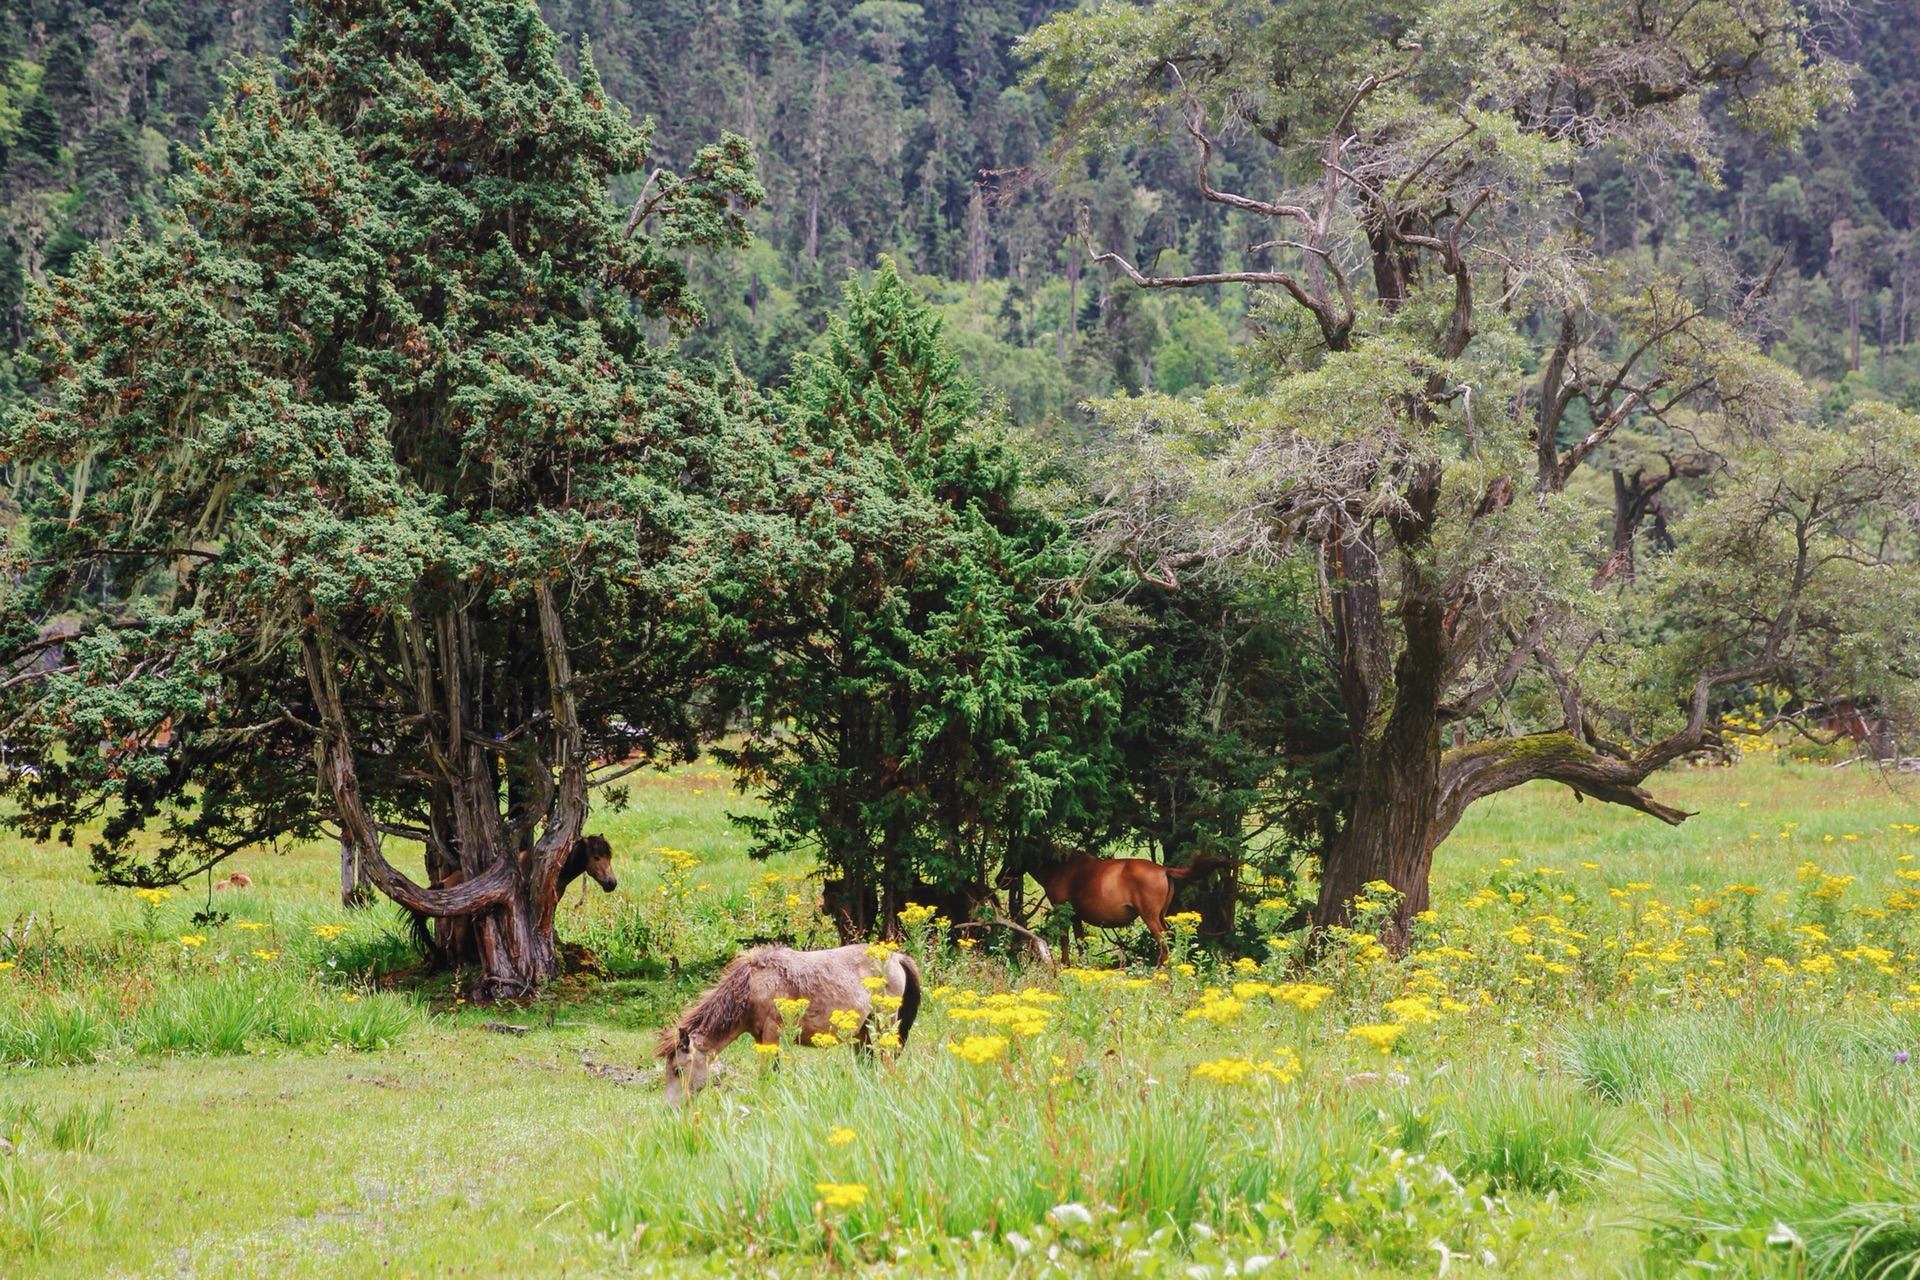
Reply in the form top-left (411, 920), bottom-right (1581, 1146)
top-left (1011, 850), bottom-right (1226, 964)
top-left (658, 943), bottom-right (922, 1105)
top-left (409, 834), bottom-right (619, 969)
top-left (212, 871), bottom-right (253, 891)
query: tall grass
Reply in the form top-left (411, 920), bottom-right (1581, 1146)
top-left (585, 1046), bottom-right (1537, 1265)
top-left (0, 1158), bottom-right (74, 1258)
top-left (1441, 1073), bottom-right (1614, 1195)
top-left (0, 1002), bottom-right (105, 1067)
top-left (0, 967), bottom-right (419, 1063)
top-left (1636, 1071), bottom-right (1920, 1278)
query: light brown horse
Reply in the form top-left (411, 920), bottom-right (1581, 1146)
top-left (658, 943), bottom-right (921, 1105)
top-left (1016, 851), bottom-right (1225, 964)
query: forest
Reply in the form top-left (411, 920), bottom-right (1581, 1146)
top-left (2, 1), bottom-right (1920, 1276)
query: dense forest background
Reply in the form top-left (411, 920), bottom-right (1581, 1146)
top-left (4, 0), bottom-right (1914, 424)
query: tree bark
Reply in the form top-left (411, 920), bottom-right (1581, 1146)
top-left (1314, 548), bottom-right (1448, 945)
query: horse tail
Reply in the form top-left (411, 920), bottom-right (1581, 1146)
top-left (657, 950), bottom-right (758, 1059)
top-left (894, 954), bottom-right (922, 1047)
top-left (1163, 854), bottom-right (1230, 885)
top-left (405, 907), bottom-right (436, 961)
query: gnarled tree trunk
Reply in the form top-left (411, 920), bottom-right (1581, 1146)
top-left (299, 580), bottom-right (588, 1001)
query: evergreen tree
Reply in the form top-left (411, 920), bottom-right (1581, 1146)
top-left (711, 261), bottom-right (1127, 936)
top-left (0, 0), bottom-right (762, 997)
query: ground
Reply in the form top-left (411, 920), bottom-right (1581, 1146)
top-left (3, 760), bottom-right (1918, 1277)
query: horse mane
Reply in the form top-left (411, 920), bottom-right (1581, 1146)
top-left (655, 947), bottom-right (776, 1058)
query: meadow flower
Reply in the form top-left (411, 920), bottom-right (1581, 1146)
top-left (815, 1182), bottom-right (868, 1209)
top-left (178, 934), bottom-right (206, 947)
top-left (252, 949), bottom-right (280, 961)
top-left (233, 921), bottom-right (264, 931)
top-left (810, 1031), bottom-right (842, 1047)
top-left (1348, 1023), bottom-right (1406, 1054)
top-left (898, 902), bottom-right (938, 929)
top-left (875, 1032), bottom-right (901, 1050)
top-left (828, 1127), bottom-right (856, 1146)
top-left (864, 942), bottom-right (898, 959)
top-left (872, 995), bottom-right (903, 1012)
top-left (0, 961), bottom-right (14, 973)
top-left (947, 1034), bottom-right (1009, 1065)
top-left (134, 887), bottom-right (174, 907)
top-left (828, 1008), bottom-right (863, 1035)
top-left (773, 997), bottom-right (812, 1021)
top-left (312, 924), bottom-right (348, 941)
top-left (1259, 1047), bottom-right (1303, 1083)
top-left (753, 1042), bottom-right (782, 1057)
top-left (1272, 982), bottom-right (1334, 1012)
top-left (1192, 1057), bottom-right (1257, 1084)
top-left (1381, 997), bottom-right (1442, 1026)
top-left (1232, 957), bottom-right (1261, 974)
top-left (1167, 912), bottom-right (1203, 928)
top-left (1174, 963), bottom-right (1196, 977)
top-left (1183, 993), bottom-right (1246, 1026)
top-left (861, 975), bottom-right (887, 991)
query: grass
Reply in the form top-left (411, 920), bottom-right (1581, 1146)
top-left (0, 758), bottom-right (1916, 1275)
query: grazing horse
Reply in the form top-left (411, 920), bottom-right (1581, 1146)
top-left (1015, 850), bottom-right (1226, 964)
top-left (411, 834), bottom-right (619, 969)
top-left (658, 943), bottom-right (922, 1105)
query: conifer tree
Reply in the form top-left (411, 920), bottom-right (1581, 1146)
top-left (0, 0), bottom-right (762, 996)
top-left (712, 261), bottom-right (1127, 937)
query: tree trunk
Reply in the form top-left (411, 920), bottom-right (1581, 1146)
top-left (299, 586), bottom-right (586, 1002)
top-left (1314, 565), bottom-right (1447, 945)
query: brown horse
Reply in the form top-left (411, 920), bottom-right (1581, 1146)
top-left (1015, 851), bottom-right (1225, 964)
top-left (658, 943), bottom-right (921, 1105)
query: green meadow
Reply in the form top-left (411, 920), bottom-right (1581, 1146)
top-left (3, 760), bottom-right (1920, 1278)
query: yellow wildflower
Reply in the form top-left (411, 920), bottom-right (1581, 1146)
top-left (828, 1127), bottom-right (856, 1146)
top-left (947, 1034), bottom-right (1009, 1065)
top-left (1192, 1057), bottom-right (1257, 1084)
top-left (815, 1182), bottom-right (868, 1210)
top-left (1348, 1024), bottom-right (1406, 1055)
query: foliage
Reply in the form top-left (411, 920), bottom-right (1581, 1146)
top-left (711, 261), bottom-right (1129, 925)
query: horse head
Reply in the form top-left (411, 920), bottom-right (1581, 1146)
top-left (660, 1025), bottom-right (709, 1107)
top-left (563, 834), bottom-right (618, 895)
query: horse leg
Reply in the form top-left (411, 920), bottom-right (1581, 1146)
top-left (1144, 912), bottom-right (1168, 966)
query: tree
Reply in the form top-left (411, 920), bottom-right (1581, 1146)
top-left (710, 261), bottom-right (1128, 937)
top-left (0, 0), bottom-right (762, 997)
top-left (1024, 0), bottom-right (1919, 942)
